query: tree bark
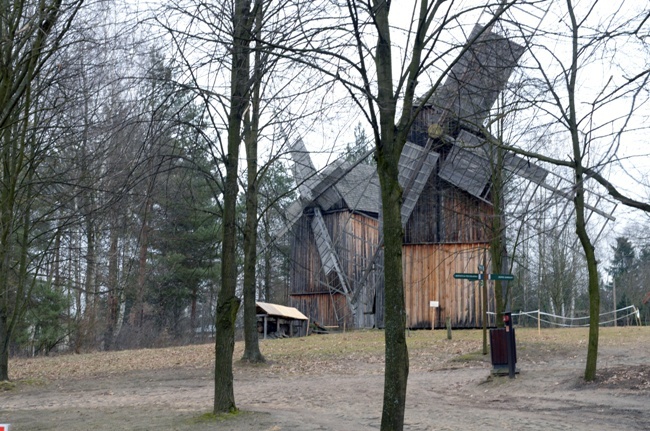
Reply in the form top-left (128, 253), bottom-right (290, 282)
top-left (373, 2), bottom-right (409, 429)
top-left (577, 171), bottom-right (599, 381)
top-left (131, 170), bottom-right (154, 329)
top-left (0, 311), bottom-right (8, 381)
top-left (377, 152), bottom-right (409, 431)
top-left (489, 146), bottom-right (507, 326)
top-left (104, 220), bottom-right (119, 350)
top-left (264, 216), bottom-right (272, 302)
top-left (564, 0), bottom-right (599, 381)
top-left (241, 3), bottom-right (265, 362)
top-left (213, 0), bottom-right (253, 414)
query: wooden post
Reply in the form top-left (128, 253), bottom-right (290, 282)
top-left (306, 317), bottom-right (310, 336)
top-left (264, 315), bottom-right (268, 339)
top-left (537, 309), bottom-right (541, 335)
top-left (406, 312), bottom-right (410, 337)
top-left (446, 316), bottom-right (452, 340)
top-left (613, 278), bottom-right (617, 327)
top-left (482, 249), bottom-right (488, 355)
top-left (429, 301), bottom-right (439, 331)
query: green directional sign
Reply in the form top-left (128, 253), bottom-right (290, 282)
top-left (489, 273), bottom-right (514, 281)
top-left (453, 273), bottom-right (483, 281)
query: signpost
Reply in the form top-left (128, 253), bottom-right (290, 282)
top-left (453, 273), bottom-right (483, 280)
top-left (489, 273), bottom-right (515, 281)
top-left (452, 272), bottom-right (515, 351)
top-left (429, 301), bottom-right (439, 331)
top-left (454, 273), bottom-right (514, 281)
top-left (453, 271), bottom-right (514, 354)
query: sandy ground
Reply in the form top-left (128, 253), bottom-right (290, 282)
top-left (1, 327), bottom-right (649, 430)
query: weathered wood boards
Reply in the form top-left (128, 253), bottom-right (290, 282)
top-left (403, 243), bottom-right (493, 328)
top-left (290, 211), bottom-right (381, 328)
top-left (288, 24), bottom-right (524, 330)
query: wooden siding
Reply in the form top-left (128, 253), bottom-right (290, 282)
top-left (291, 293), bottom-right (349, 328)
top-left (404, 172), bottom-right (493, 244)
top-left (403, 243), bottom-right (494, 329)
top-left (290, 210), bottom-right (381, 328)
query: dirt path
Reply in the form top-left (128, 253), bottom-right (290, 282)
top-left (2, 328), bottom-right (649, 430)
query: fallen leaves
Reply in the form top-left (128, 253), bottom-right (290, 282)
top-left (10, 343), bottom-right (216, 382)
top-left (8, 327), bottom-right (650, 387)
top-left (596, 365), bottom-right (650, 391)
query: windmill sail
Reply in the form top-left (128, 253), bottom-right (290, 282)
top-left (290, 139), bottom-right (320, 201)
top-left (311, 208), bottom-right (338, 275)
top-left (438, 144), bottom-right (492, 200)
top-left (397, 24), bottom-right (526, 216)
top-left (427, 24), bottom-right (525, 130)
top-left (398, 141), bottom-right (439, 225)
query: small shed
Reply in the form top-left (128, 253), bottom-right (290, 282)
top-left (256, 302), bottom-right (309, 339)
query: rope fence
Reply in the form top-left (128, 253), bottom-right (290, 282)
top-left (487, 305), bottom-right (642, 330)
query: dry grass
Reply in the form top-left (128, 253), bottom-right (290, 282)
top-left (9, 326), bottom-right (650, 382)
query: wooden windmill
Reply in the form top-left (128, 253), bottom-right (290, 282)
top-left (285, 24), bottom-right (526, 330)
top-left (285, 23), bottom-right (616, 330)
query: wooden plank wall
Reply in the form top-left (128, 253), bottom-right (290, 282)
top-left (328, 212), bottom-right (381, 326)
top-left (290, 210), bottom-right (381, 328)
top-left (404, 173), bottom-right (493, 244)
top-left (403, 243), bottom-right (493, 328)
top-left (291, 292), bottom-right (349, 328)
top-left (440, 184), bottom-right (493, 243)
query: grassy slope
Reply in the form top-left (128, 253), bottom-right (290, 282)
top-left (9, 326), bottom-right (650, 382)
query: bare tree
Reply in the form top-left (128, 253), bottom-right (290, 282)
top-left (273, 1), bottom-right (519, 428)
top-left (498, 0), bottom-right (650, 381)
top-left (212, 0), bottom-right (256, 414)
top-left (240, 2), bottom-right (265, 363)
top-left (0, 0), bottom-right (85, 381)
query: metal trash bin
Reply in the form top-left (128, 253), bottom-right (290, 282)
top-left (489, 326), bottom-right (517, 376)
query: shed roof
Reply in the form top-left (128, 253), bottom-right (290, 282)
top-left (256, 302), bottom-right (308, 320)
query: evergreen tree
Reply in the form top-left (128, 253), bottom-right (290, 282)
top-left (608, 237), bottom-right (639, 325)
top-left (343, 123), bottom-right (374, 165)
top-left (609, 237), bottom-right (636, 278)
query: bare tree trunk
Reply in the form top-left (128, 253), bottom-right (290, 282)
top-left (105, 221), bottom-right (119, 350)
top-left (132, 186), bottom-right (153, 329)
top-left (263, 216), bottom-right (272, 302)
top-left (0, 311), bottom-right (8, 380)
top-left (490, 148), bottom-right (506, 326)
top-left (577, 180), bottom-right (599, 380)
top-left (214, 0), bottom-right (253, 414)
top-left (564, 0), bottom-right (599, 381)
top-left (84, 207), bottom-right (97, 348)
top-left (241, 3), bottom-right (264, 363)
top-left (374, 3), bottom-right (408, 429)
top-left (377, 154), bottom-right (409, 431)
